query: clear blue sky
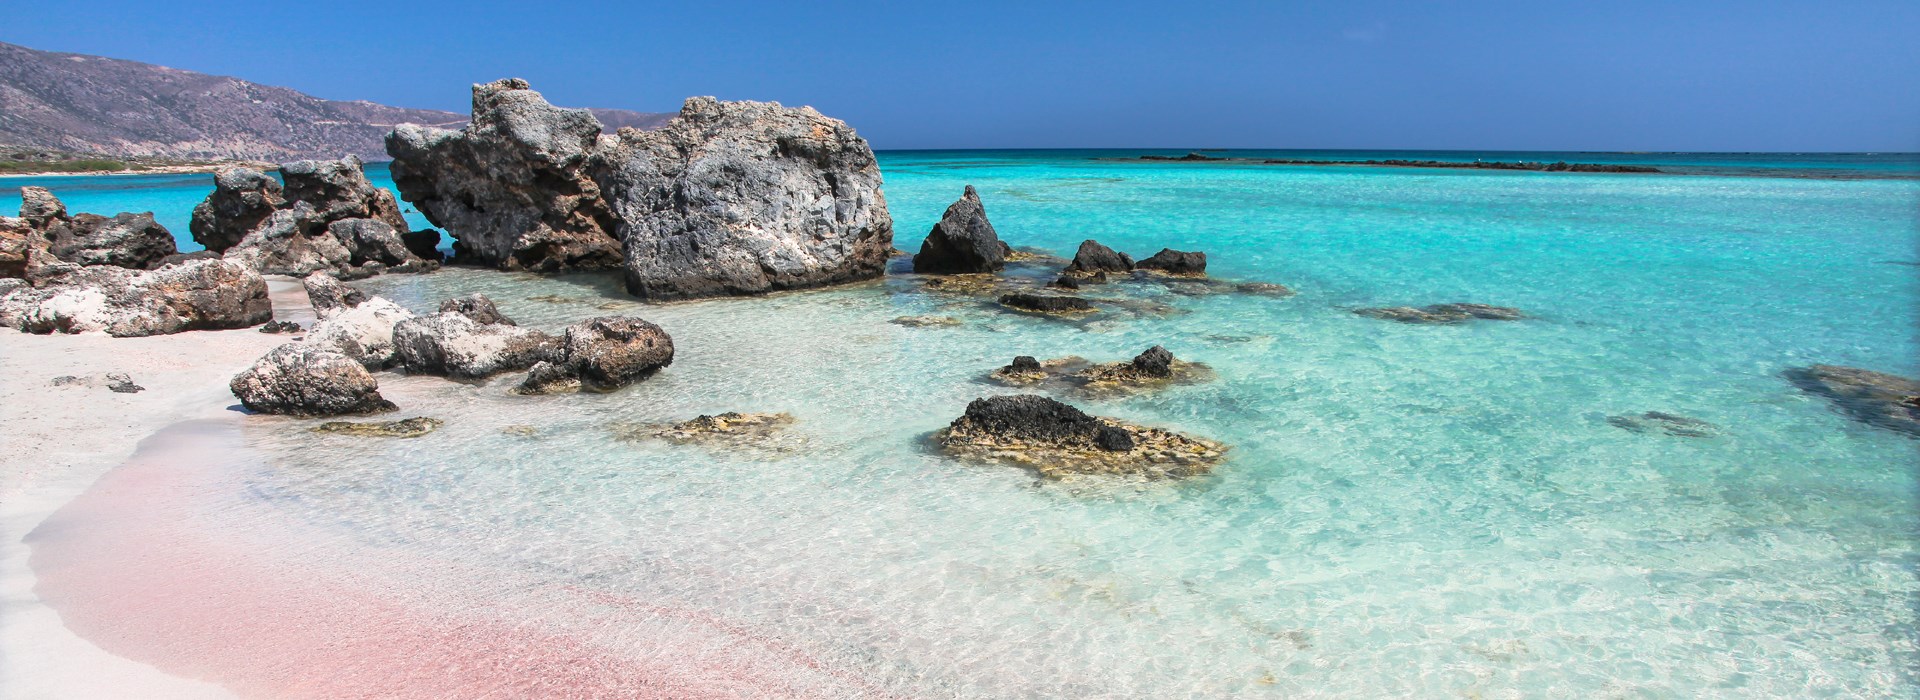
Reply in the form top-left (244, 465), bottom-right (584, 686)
top-left (7, 0), bottom-right (1916, 151)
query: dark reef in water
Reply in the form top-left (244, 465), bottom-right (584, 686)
top-left (1124, 154), bottom-right (1658, 173)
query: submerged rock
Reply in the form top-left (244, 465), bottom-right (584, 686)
top-left (1784, 365), bottom-right (1920, 437)
top-left (1134, 248), bottom-right (1206, 276)
top-left (1063, 240), bottom-right (1134, 274)
top-left (511, 316), bottom-right (675, 394)
top-left (230, 342), bottom-right (397, 417)
top-left (1354, 303), bottom-right (1526, 325)
top-left (614, 412), bottom-right (797, 448)
top-left (890, 315), bottom-right (964, 328)
top-left (312, 416), bottom-right (443, 438)
top-left (387, 79), bottom-right (620, 271)
top-left (599, 95), bottom-right (894, 299)
top-left (302, 271), bottom-right (365, 319)
top-left (0, 258), bottom-right (272, 336)
top-left (1234, 282), bottom-right (1295, 297)
top-left (1048, 275), bottom-right (1080, 290)
top-left (998, 292), bottom-right (1095, 314)
top-left (912, 185), bottom-right (1006, 274)
top-left (935, 395), bottom-right (1226, 478)
top-left (1607, 411), bottom-right (1718, 438)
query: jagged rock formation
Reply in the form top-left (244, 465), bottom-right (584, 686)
top-left (0, 41), bottom-right (670, 160)
top-left (189, 168), bottom-right (282, 252)
top-left (912, 186), bottom-right (1006, 274)
top-left (229, 343), bottom-right (396, 416)
top-left (5, 187), bottom-right (177, 271)
top-left (194, 156), bottom-right (434, 277)
top-left (0, 257), bottom-right (271, 336)
top-left (385, 79), bottom-right (622, 271)
top-left (934, 395), bottom-right (1227, 478)
top-left (514, 316), bottom-right (674, 394)
top-left (597, 95), bottom-right (894, 299)
top-left (386, 80), bottom-right (894, 299)
top-left (1063, 240), bottom-right (1134, 274)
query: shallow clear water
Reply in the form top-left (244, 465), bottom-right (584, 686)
top-left (18, 152), bottom-right (1920, 696)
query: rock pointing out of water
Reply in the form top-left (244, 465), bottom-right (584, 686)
top-left (598, 96), bottom-right (894, 299)
top-left (912, 186), bottom-right (1007, 274)
top-left (935, 394), bottom-right (1227, 479)
top-left (1135, 248), bottom-right (1207, 276)
top-left (1784, 365), bottom-right (1920, 437)
top-left (230, 342), bottom-right (397, 417)
top-left (386, 79), bottom-right (621, 271)
top-left (1063, 240), bottom-right (1134, 274)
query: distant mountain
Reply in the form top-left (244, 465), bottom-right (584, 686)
top-left (0, 41), bottom-right (673, 162)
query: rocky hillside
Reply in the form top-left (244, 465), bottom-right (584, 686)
top-left (0, 41), bottom-right (671, 161)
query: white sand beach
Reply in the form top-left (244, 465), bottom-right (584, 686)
top-left (0, 279), bottom-right (316, 700)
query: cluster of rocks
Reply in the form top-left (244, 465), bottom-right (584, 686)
top-left (0, 187), bottom-right (273, 336)
top-left (1354, 303), bottom-right (1526, 325)
top-left (990, 346), bottom-right (1213, 397)
top-left (1063, 239), bottom-right (1207, 277)
top-left (190, 155), bottom-right (440, 279)
top-left (0, 196), bottom-right (273, 338)
top-left (386, 79), bottom-right (892, 300)
top-left (934, 394), bottom-right (1227, 479)
top-left (1784, 365), bottom-right (1920, 438)
top-left (228, 274), bottom-right (676, 416)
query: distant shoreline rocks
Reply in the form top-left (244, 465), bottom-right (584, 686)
top-left (1121, 154), bottom-right (1661, 173)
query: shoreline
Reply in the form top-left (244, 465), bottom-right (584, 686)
top-left (0, 278), bottom-right (317, 700)
top-left (0, 161), bottom-right (277, 179)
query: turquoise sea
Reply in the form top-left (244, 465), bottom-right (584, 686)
top-left (9, 151), bottom-right (1920, 696)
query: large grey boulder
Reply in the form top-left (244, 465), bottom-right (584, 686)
top-left (0, 258), bottom-right (271, 336)
top-left (513, 316), bottom-right (673, 394)
top-left (15, 188), bottom-right (177, 270)
top-left (912, 185), bottom-right (1006, 274)
top-left (394, 309), bottom-right (556, 380)
top-left (43, 212), bottom-right (178, 269)
top-left (230, 342), bottom-right (396, 417)
top-left (303, 296), bottom-right (415, 369)
top-left (279, 155), bottom-right (411, 232)
top-left (189, 167), bottom-right (285, 252)
top-left (385, 78), bottom-right (620, 271)
top-left (595, 96), bottom-right (894, 299)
